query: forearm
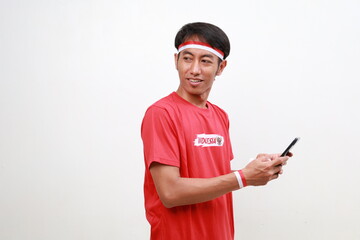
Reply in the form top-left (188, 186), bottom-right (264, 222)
top-left (151, 153), bottom-right (290, 208)
top-left (166, 173), bottom-right (239, 207)
top-left (151, 164), bottom-right (240, 208)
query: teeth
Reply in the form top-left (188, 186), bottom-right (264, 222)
top-left (190, 79), bottom-right (201, 83)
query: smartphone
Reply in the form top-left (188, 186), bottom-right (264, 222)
top-left (280, 137), bottom-right (300, 157)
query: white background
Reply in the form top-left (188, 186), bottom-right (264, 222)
top-left (1, 0), bottom-right (359, 239)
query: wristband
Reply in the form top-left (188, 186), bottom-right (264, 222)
top-left (234, 170), bottom-right (247, 189)
top-left (239, 170), bottom-right (247, 187)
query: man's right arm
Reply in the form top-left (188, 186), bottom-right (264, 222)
top-left (150, 154), bottom-right (290, 208)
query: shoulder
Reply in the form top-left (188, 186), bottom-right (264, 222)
top-left (142, 93), bottom-right (181, 124)
top-left (207, 101), bottom-right (231, 129)
top-left (141, 93), bottom-right (181, 139)
top-left (151, 93), bottom-right (177, 109)
top-left (144, 92), bottom-right (181, 116)
top-left (208, 101), bottom-right (229, 118)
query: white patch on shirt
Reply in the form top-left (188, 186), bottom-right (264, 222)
top-left (194, 134), bottom-right (224, 147)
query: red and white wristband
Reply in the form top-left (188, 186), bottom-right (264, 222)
top-left (234, 170), bottom-right (247, 189)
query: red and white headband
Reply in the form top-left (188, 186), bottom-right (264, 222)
top-left (177, 41), bottom-right (225, 60)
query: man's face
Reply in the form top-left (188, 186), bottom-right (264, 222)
top-left (175, 39), bottom-right (227, 104)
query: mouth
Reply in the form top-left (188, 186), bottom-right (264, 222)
top-left (188, 78), bottom-right (203, 84)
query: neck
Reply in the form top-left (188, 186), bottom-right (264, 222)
top-left (176, 89), bottom-right (209, 109)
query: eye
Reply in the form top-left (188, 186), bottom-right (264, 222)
top-left (183, 56), bottom-right (192, 62)
top-left (201, 59), bottom-right (213, 64)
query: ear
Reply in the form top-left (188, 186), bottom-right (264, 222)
top-left (174, 53), bottom-right (179, 70)
top-left (216, 60), bottom-right (227, 76)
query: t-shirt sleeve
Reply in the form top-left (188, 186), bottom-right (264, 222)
top-left (141, 106), bottom-right (180, 169)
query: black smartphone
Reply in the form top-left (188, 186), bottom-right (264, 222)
top-left (280, 137), bottom-right (300, 157)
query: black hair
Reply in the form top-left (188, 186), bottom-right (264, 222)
top-left (174, 22), bottom-right (230, 60)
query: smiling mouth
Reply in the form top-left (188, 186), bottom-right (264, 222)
top-left (188, 79), bottom-right (203, 83)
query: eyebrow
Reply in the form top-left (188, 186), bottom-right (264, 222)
top-left (182, 50), bottom-right (215, 59)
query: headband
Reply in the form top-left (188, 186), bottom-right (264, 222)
top-left (177, 41), bottom-right (225, 60)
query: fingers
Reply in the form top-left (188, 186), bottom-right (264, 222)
top-left (257, 152), bottom-right (293, 161)
top-left (270, 167), bottom-right (282, 181)
top-left (270, 173), bottom-right (279, 181)
top-left (260, 157), bottom-right (272, 162)
top-left (272, 155), bottom-right (289, 166)
top-left (260, 157), bottom-right (284, 181)
top-left (256, 153), bottom-right (267, 158)
top-left (268, 156), bottom-right (288, 181)
top-left (269, 153), bottom-right (280, 160)
top-left (246, 153), bottom-right (292, 185)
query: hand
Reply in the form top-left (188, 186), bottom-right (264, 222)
top-left (241, 153), bottom-right (291, 186)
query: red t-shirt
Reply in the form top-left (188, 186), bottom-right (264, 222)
top-left (141, 92), bottom-right (234, 240)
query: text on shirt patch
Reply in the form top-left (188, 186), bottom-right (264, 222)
top-left (194, 134), bottom-right (224, 147)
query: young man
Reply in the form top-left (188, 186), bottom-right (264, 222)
top-left (141, 22), bottom-right (291, 240)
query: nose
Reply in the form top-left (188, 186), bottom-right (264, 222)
top-left (190, 61), bottom-right (201, 76)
